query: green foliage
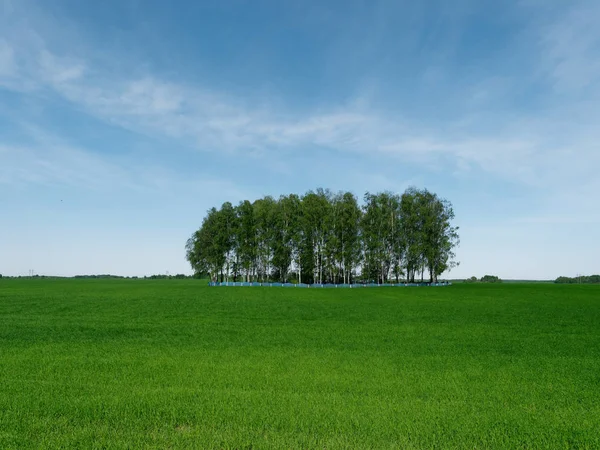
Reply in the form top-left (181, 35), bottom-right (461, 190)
top-left (186, 187), bottom-right (460, 284)
top-left (235, 200), bottom-right (257, 282)
top-left (480, 275), bottom-right (502, 283)
top-left (332, 191), bottom-right (362, 284)
top-left (1, 279), bottom-right (599, 448)
top-left (464, 276), bottom-right (478, 283)
top-left (361, 191), bottom-right (401, 284)
top-left (271, 195), bottom-right (297, 283)
top-left (555, 275), bottom-right (600, 284)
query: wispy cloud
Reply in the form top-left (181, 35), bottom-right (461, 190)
top-left (0, 134), bottom-right (143, 192)
top-left (0, 125), bottom-right (251, 202)
top-left (2, 0), bottom-right (600, 199)
top-left (9, 54), bottom-right (589, 189)
top-left (537, 0), bottom-right (600, 94)
top-left (0, 39), bottom-right (16, 76)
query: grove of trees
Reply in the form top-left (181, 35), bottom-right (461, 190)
top-left (186, 188), bottom-right (459, 284)
top-left (479, 275), bottom-right (502, 283)
top-left (555, 275), bottom-right (600, 284)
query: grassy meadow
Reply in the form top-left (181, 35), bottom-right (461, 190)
top-left (0, 279), bottom-right (599, 448)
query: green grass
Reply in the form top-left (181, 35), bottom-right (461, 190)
top-left (1, 279), bottom-right (599, 449)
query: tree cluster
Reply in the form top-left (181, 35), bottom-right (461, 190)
top-left (186, 188), bottom-right (459, 284)
top-left (555, 275), bottom-right (600, 284)
top-left (465, 275), bottom-right (502, 283)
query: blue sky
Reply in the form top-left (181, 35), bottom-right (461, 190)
top-left (1, 0), bottom-right (599, 279)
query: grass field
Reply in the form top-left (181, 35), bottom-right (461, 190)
top-left (1, 279), bottom-right (599, 448)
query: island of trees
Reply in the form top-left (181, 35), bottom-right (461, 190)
top-left (186, 187), bottom-right (459, 285)
top-left (465, 275), bottom-right (502, 283)
top-left (554, 275), bottom-right (600, 284)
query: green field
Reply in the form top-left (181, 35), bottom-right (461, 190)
top-left (1, 280), bottom-right (599, 448)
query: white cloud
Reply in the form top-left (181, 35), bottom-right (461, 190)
top-left (537, 1), bottom-right (600, 94)
top-left (0, 142), bottom-right (141, 192)
top-left (0, 137), bottom-right (253, 203)
top-left (0, 120), bottom-right (249, 199)
top-left (38, 50), bottom-right (85, 85)
top-left (2, 0), bottom-right (600, 199)
top-left (4, 45), bottom-right (597, 194)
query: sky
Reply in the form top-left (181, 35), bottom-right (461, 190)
top-left (1, 0), bottom-right (599, 279)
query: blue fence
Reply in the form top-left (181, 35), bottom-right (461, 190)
top-left (208, 281), bottom-right (451, 288)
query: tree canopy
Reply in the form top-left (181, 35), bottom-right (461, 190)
top-left (555, 275), bottom-right (600, 284)
top-left (186, 188), bottom-right (459, 284)
top-left (480, 275), bottom-right (502, 283)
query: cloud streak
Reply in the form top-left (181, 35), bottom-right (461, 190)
top-left (1, 0), bottom-right (599, 198)
top-left (0, 125), bottom-right (252, 203)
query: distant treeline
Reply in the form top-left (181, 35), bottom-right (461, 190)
top-left (74, 275), bottom-right (127, 279)
top-left (186, 187), bottom-right (459, 285)
top-left (0, 274), bottom-right (198, 280)
top-left (555, 275), bottom-right (600, 284)
top-left (464, 275), bottom-right (502, 283)
top-left (73, 274), bottom-right (197, 279)
top-left (0, 275), bottom-right (62, 279)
